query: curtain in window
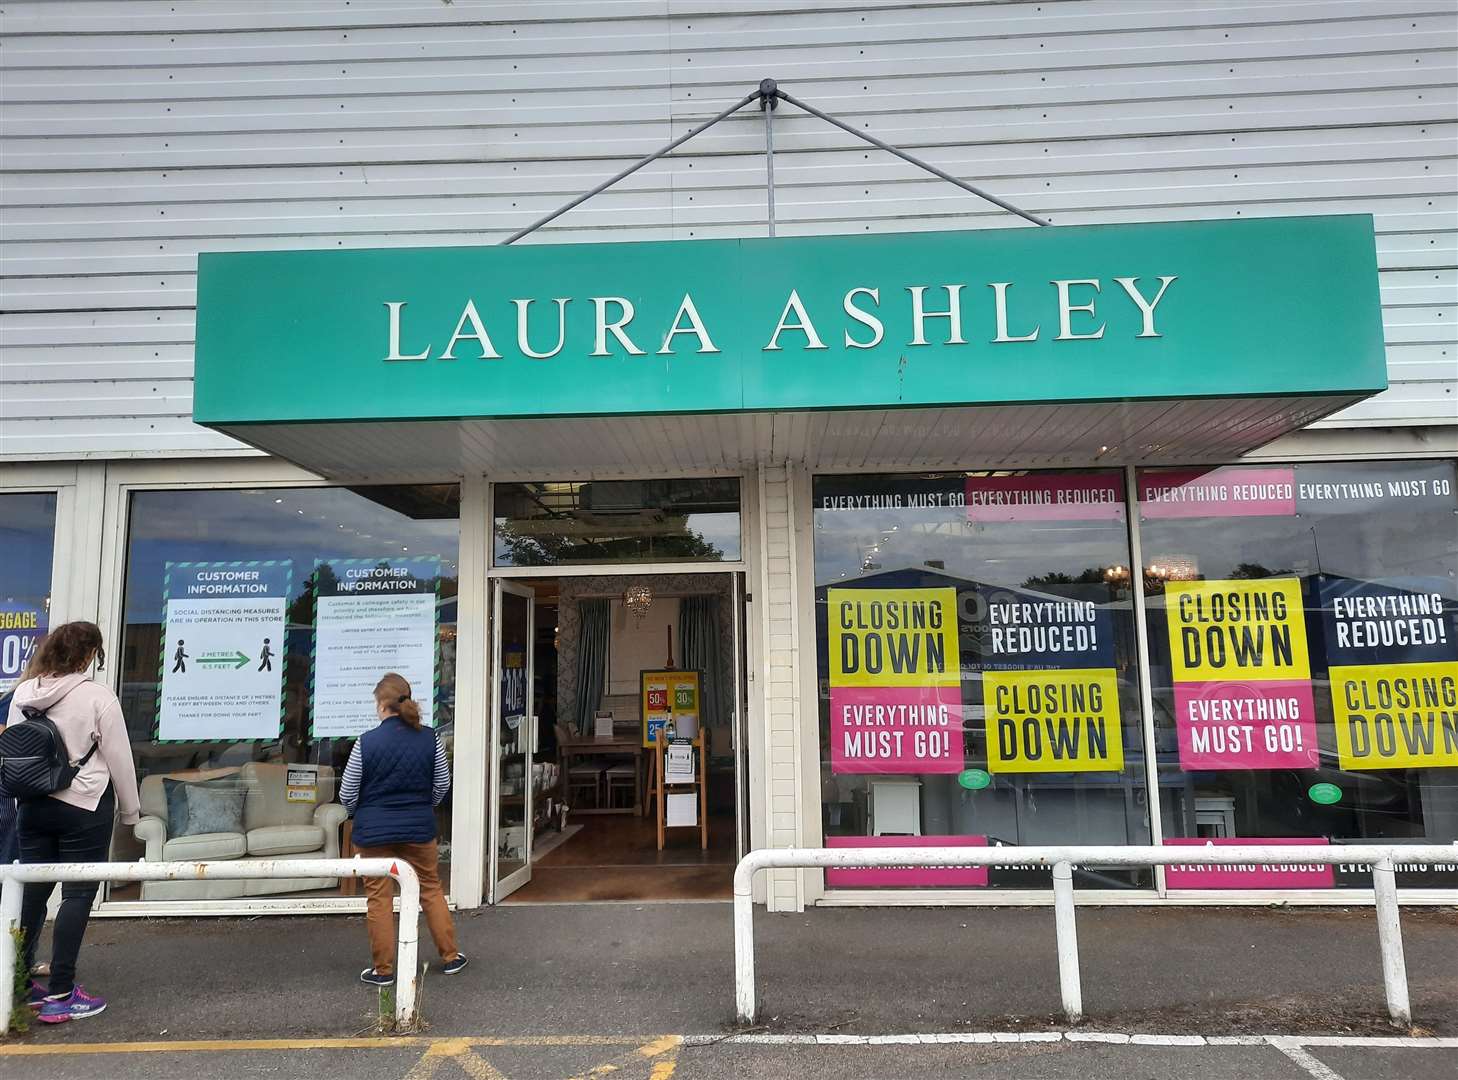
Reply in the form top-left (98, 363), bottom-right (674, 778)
top-left (678, 594), bottom-right (722, 746)
top-left (573, 598), bottom-right (611, 734)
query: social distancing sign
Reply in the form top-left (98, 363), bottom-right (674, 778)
top-left (983, 668), bottom-right (1124, 773)
top-left (1331, 662), bottom-right (1458, 770)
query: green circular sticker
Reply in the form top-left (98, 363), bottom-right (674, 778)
top-left (1308, 782), bottom-right (1342, 805)
top-left (958, 769), bottom-right (992, 790)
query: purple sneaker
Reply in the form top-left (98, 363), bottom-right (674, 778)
top-left (27, 980), bottom-right (47, 1010)
top-left (37, 985), bottom-right (107, 1024)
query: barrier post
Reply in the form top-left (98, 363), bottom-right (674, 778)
top-left (1051, 861), bottom-right (1083, 1023)
top-left (0, 875), bottom-right (23, 1032)
top-left (1371, 856), bottom-right (1410, 1027)
top-left (392, 861), bottom-right (422, 1031)
top-left (733, 854), bottom-right (758, 1025)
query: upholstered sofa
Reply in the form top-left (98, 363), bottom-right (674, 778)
top-left (134, 761), bottom-right (347, 900)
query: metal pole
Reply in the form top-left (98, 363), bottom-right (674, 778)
top-left (775, 88), bottom-right (1050, 227)
top-left (733, 855), bottom-right (758, 1025)
top-left (500, 90), bottom-right (761, 245)
top-left (761, 78), bottom-right (777, 237)
top-left (392, 860), bottom-right (422, 1032)
top-left (0, 875), bottom-right (22, 1034)
top-left (1052, 861), bottom-right (1083, 1023)
top-left (1124, 464), bottom-right (1167, 896)
top-left (1372, 857), bottom-right (1411, 1027)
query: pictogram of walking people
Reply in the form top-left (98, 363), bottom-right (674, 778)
top-left (258, 637), bottom-right (274, 672)
top-left (171, 640), bottom-right (188, 673)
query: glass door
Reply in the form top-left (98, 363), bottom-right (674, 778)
top-left (488, 579), bottom-right (535, 902)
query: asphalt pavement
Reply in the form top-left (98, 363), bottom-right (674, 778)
top-left (5, 902), bottom-right (1455, 1078)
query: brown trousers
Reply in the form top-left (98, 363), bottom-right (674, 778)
top-left (356, 839), bottom-right (459, 976)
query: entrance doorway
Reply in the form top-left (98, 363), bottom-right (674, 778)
top-left (487, 572), bottom-right (748, 903)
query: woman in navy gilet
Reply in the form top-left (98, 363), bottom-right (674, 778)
top-left (339, 672), bottom-right (467, 986)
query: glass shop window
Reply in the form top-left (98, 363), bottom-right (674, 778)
top-left (112, 485), bottom-right (460, 902)
top-left (814, 471), bottom-right (1152, 891)
top-left (0, 492), bottom-right (58, 696)
top-left (493, 478), bottom-right (741, 566)
top-left (1138, 460), bottom-right (1457, 890)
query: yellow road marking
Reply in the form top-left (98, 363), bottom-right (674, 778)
top-left (403, 1037), bottom-right (509, 1080)
top-left (0, 1036), bottom-right (429, 1055)
top-left (0, 1034), bottom-right (667, 1056)
top-left (567, 1035), bottom-right (683, 1080)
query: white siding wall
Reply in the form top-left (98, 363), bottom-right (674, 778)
top-left (2, 0), bottom-right (1454, 459)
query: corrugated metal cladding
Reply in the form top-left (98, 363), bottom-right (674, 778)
top-left (1, 1), bottom-right (1454, 461)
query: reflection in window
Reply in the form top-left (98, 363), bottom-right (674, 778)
top-left (493, 478), bottom-right (741, 566)
top-left (113, 486), bottom-right (460, 902)
top-left (0, 492), bottom-right (57, 695)
top-left (1138, 461), bottom-right (1458, 889)
top-left (814, 471), bottom-right (1151, 890)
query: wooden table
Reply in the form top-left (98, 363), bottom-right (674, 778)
top-left (558, 734), bottom-right (647, 816)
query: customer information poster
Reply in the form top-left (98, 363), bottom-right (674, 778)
top-left (0, 602), bottom-right (46, 697)
top-left (827, 587), bottom-right (963, 774)
top-left (978, 588), bottom-right (1125, 773)
top-left (1165, 578), bottom-right (1317, 770)
top-left (1321, 576), bottom-right (1458, 770)
top-left (157, 561), bottom-right (291, 741)
top-left (312, 556), bottom-right (438, 737)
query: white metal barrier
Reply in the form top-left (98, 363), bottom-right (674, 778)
top-left (733, 844), bottom-right (1458, 1028)
top-left (0, 858), bottom-right (420, 1033)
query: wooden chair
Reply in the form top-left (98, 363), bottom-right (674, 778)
top-left (556, 722), bottom-right (605, 810)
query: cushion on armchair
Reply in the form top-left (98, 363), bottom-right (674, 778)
top-left (163, 777), bottom-right (246, 839)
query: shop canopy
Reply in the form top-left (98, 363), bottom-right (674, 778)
top-left (192, 215), bottom-right (1386, 482)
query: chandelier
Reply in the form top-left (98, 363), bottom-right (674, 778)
top-left (624, 583), bottom-right (654, 625)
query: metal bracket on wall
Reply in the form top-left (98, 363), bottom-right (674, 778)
top-left (499, 79), bottom-right (1048, 245)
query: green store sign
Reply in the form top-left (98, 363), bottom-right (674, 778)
top-left (193, 215), bottom-right (1385, 426)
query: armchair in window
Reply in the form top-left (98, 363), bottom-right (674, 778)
top-left (134, 761), bottom-right (347, 900)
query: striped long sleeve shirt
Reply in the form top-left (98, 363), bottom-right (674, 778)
top-left (339, 732), bottom-right (451, 812)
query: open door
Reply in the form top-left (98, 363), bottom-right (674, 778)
top-left (731, 570), bottom-right (751, 859)
top-left (488, 579), bottom-right (535, 903)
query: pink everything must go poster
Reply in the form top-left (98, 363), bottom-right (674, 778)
top-left (1166, 578), bottom-right (1318, 770)
top-left (828, 587), bottom-right (965, 775)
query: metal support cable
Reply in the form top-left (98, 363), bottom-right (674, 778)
top-left (773, 87), bottom-right (1050, 227)
top-left (500, 90), bottom-right (760, 245)
top-left (761, 78), bottom-right (778, 237)
top-left (499, 81), bottom-right (1048, 244)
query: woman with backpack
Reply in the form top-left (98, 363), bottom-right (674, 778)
top-left (339, 672), bottom-right (466, 986)
top-left (4, 621), bottom-right (140, 1023)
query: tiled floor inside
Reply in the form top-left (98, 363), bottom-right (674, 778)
top-left (505, 812), bottom-right (736, 902)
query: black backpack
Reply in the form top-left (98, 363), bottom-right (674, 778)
top-left (0, 705), bottom-right (99, 800)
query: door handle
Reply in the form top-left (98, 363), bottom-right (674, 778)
top-left (531, 714), bottom-right (540, 756)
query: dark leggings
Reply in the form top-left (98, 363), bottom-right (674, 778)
top-left (19, 785), bottom-right (114, 996)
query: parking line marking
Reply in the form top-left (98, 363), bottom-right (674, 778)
top-left (1269, 1038), bottom-right (1347, 1080)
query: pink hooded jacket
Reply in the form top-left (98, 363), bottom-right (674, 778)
top-left (6, 673), bottom-right (142, 824)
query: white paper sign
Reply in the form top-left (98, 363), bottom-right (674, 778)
top-left (667, 792), bottom-right (698, 827)
top-left (311, 557), bottom-right (438, 738)
top-left (157, 561), bottom-right (291, 741)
